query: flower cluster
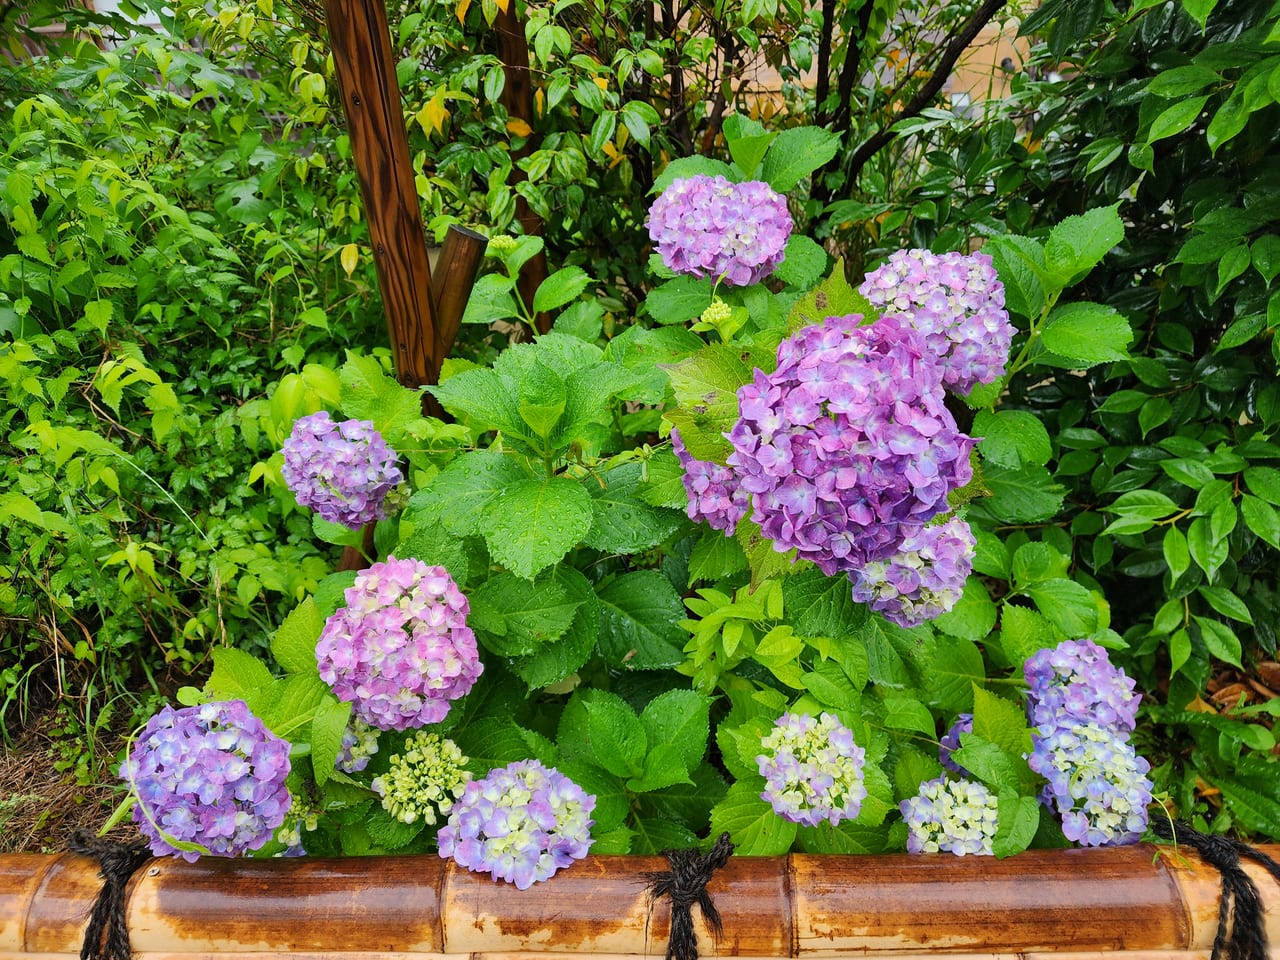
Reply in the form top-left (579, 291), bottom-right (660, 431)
top-left (1025, 640), bottom-right (1151, 846)
top-left (727, 314), bottom-right (975, 575)
top-left (848, 517), bottom-right (976, 627)
top-left (757, 712), bottom-right (867, 827)
top-left (859, 249), bottom-right (1013, 394)
top-left (316, 557), bottom-right (483, 731)
top-left (335, 718), bottom-right (380, 773)
top-left (647, 175), bottom-right (793, 286)
top-left (938, 713), bottom-right (974, 776)
top-left (281, 411), bottom-right (404, 529)
top-left (276, 789), bottom-right (320, 857)
top-left (121, 700), bottom-right (291, 861)
top-left (438, 760), bottom-right (595, 889)
top-left (900, 776), bottom-right (999, 856)
top-left (671, 428), bottom-right (749, 536)
top-left (1024, 638), bottom-right (1139, 733)
top-left (371, 732), bottom-right (470, 825)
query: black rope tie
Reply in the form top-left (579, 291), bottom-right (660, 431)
top-left (68, 829), bottom-right (152, 960)
top-left (1151, 818), bottom-right (1280, 960)
top-left (643, 832), bottom-right (735, 960)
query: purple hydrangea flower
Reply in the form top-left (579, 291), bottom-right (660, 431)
top-left (335, 718), bottom-right (380, 773)
top-left (939, 713), bottom-right (974, 775)
top-left (859, 249), bottom-right (1013, 394)
top-left (438, 759), bottom-right (595, 889)
top-left (647, 175), bottom-right (793, 286)
top-left (1024, 638), bottom-right (1139, 734)
top-left (757, 712), bottom-right (868, 827)
top-left (727, 314), bottom-right (976, 575)
top-left (1028, 721), bottom-right (1153, 846)
top-left (281, 411), bottom-right (404, 529)
top-left (900, 776), bottom-right (998, 856)
top-left (849, 516), bottom-right (975, 627)
top-left (671, 428), bottom-right (749, 536)
top-left (120, 700), bottom-right (291, 861)
top-left (316, 557), bottom-right (483, 731)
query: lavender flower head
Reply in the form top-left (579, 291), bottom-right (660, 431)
top-left (335, 718), bottom-right (380, 773)
top-left (1024, 638), bottom-right (1139, 734)
top-left (371, 732), bottom-right (471, 825)
top-left (438, 759), bottom-right (595, 889)
top-left (316, 557), bottom-right (483, 731)
top-left (849, 516), bottom-right (975, 627)
top-left (727, 314), bottom-right (975, 574)
top-left (647, 175), bottom-right (793, 286)
top-left (757, 712), bottom-right (868, 827)
top-left (671, 428), bottom-right (749, 536)
top-left (1028, 721), bottom-right (1153, 846)
top-left (120, 700), bottom-right (291, 861)
top-left (860, 249), bottom-right (1013, 394)
top-left (282, 411), bottom-right (404, 529)
top-left (939, 713), bottom-right (974, 775)
top-left (900, 776), bottom-right (998, 856)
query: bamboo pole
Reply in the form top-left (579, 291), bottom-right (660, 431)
top-left (2, 847), bottom-right (1277, 959)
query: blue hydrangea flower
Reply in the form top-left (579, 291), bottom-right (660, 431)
top-left (371, 732), bottom-right (470, 825)
top-left (120, 700), bottom-right (292, 861)
top-left (647, 175), bottom-right (793, 286)
top-left (437, 760), bottom-right (595, 889)
top-left (727, 314), bottom-right (975, 575)
top-left (939, 713), bottom-right (974, 775)
top-left (1024, 638), bottom-right (1139, 734)
top-left (900, 776), bottom-right (998, 856)
top-left (849, 517), bottom-right (975, 627)
top-left (757, 712), bottom-right (868, 827)
top-left (671, 428), bottom-right (749, 536)
top-left (316, 557), bottom-right (483, 731)
top-left (335, 718), bottom-right (380, 773)
top-left (860, 249), bottom-right (1013, 394)
top-left (281, 410), bottom-right (404, 529)
top-left (1028, 721), bottom-right (1153, 846)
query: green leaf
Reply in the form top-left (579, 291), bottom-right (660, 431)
top-left (1208, 774), bottom-right (1280, 837)
top-left (797, 820), bottom-right (890, 855)
top-left (1039, 302), bottom-right (1132, 365)
top-left (783, 567), bottom-right (869, 640)
top-left (1146, 65), bottom-right (1220, 97)
top-left (1195, 616), bottom-right (1242, 668)
top-left (921, 637), bottom-right (985, 714)
top-left (627, 742), bottom-right (693, 792)
top-left (1044, 205), bottom-right (1124, 282)
top-left (760, 127), bottom-right (840, 191)
top-left (999, 606), bottom-right (1057, 667)
top-left (972, 464), bottom-right (1066, 523)
top-left (558, 759), bottom-right (629, 831)
top-left (688, 529), bottom-right (748, 585)
top-left (882, 695), bottom-right (936, 736)
top-left (338, 352), bottom-right (425, 445)
top-left (1197, 586), bottom-right (1253, 624)
top-left (311, 697), bottom-right (352, 788)
top-left (1163, 526), bottom-right (1191, 581)
top-left (1241, 495), bottom-right (1280, 549)
top-left (651, 156), bottom-right (736, 195)
top-left (934, 579), bottom-right (997, 642)
top-left (258, 673), bottom-right (330, 739)
top-left (517, 360), bottom-right (567, 438)
top-left (532, 266), bottom-right (591, 314)
top-left (785, 260), bottom-right (873, 333)
top-left (662, 344), bottom-right (751, 461)
top-left (1187, 516), bottom-right (1229, 578)
top-left (972, 686), bottom-right (1032, 758)
top-left (973, 410), bottom-right (1052, 468)
top-left (585, 695), bottom-right (647, 778)
top-left (724, 116), bottom-right (775, 176)
top-left (993, 792), bottom-right (1040, 859)
top-left (429, 367), bottom-right (522, 435)
top-left (950, 733), bottom-right (1026, 793)
top-left (395, 507), bottom-right (471, 583)
top-left (773, 235), bottom-right (827, 289)
top-left (1180, 0), bottom-right (1219, 29)
top-left (709, 780), bottom-right (798, 855)
top-left (584, 461), bottom-right (684, 555)
top-left (641, 689), bottom-right (713, 771)
top-left (1146, 95), bottom-right (1210, 143)
top-left (985, 234), bottom-right (1047, 321)
top-left (646, 276), bottom-right (714, 325)
top-left (1245, 466), bottom-right (1280, 505)
top-left (460, 272), bottom-right (521, 325)
top-left (271, 597), bottom-right (325, 675)
top-left (630, 818), bottom-right (701, 854)
top-left (1024, 579), bottom-right (1100, 636)
top-left (510, 567), bottom-right (600, 689)
top-left (469, 572), bottom-right (582, 657)
top-left (420, 450), bottom-right (530, 538)
top-left (596, 570), bottom-right (687, 669)
top-left (207, 647), bottom-right (275, 712)
top-left (479, 477), bottom-right (593, 579)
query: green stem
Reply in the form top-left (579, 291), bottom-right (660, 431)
top-left (1005, 288), bottom-right (1063, 381)
top-left (99, 794), bottom-right (136, 837)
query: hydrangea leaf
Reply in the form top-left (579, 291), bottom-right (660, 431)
top-left (640, 762), bottom-right (729, 831)
top-left (532, 266), bottom-right (591, 315)
top-left (1044, 204), bottom-right (1124, 284)
top-left (687, 528), bottom-right (748, 585)
top-left (785, 259), bottom-right (873, 333)
top-left (365, 809), bottom-right (425, 851)
top-left (796, 820), bottom-right (891, 854)
top-left (650, 155), bottom-right (735, 195)
top-left (971, 685), bottom-right (1032, 759)
top-left (207, 647), bottom-right (276, 714)
top-left (951, 732), bottom-right (1032, 794)
top-left (1039, 302), bottom-right (1133, 366)
top-left (971, 463), bottom-right (1066, 523)
top-left (993, 791), bottom-right (1040, 859)
top-left (415, 450), bottom-right (531, 538)
top-left (773, 234), bottom-right (827, 289)
top-left (479, 476), bottom-right (592, 579)
top-left (589, 825), bottom-right (635, 854)
top-left (456, 718), bottom-right (556, 771)
top-left (709, 780), bottom-right (798, 855)
top-left (630, 817), bottom-right (701, 854)
top-left (934, 579), bottom-right (998, 642)
top-left (394, 506), bottom-right (471, 584)
top-left (973, 410), bottom-right (1053, 469)
top-left (596, 569), bottom-right (686, 669)
top-left (469, 571), bottom-right (582, 657)
top-left (641, 689), bottom-right (712, 771)
top-left (510, 567), bottom-right (600, 689)
top-left (627, 742), bottom-right (693, 792)
top-left (783, 567), bottom-right (869, 639)
top-left (310, 696), bottom-right (352, 788)
top-left (517, 360), bottom-right (567, 438)
top-left (999, 605), bottom-right (1058, 669)
top-left (271, 597), bottom-right (325, 676)
top-left (313, 570), bottom-right (357, 619)
top-left (585, 695), bottom-right (647, 779)
top-left (338, 352), bottom-right (426, 446)
top-left (556, 758), bottom-right (629, 832)
top-left (645, 275), bottom-right (713, 325)
top-left (584, 461), bottom-right (684, 555)
top-left (760, 126), bottom-right (840, 192)
top-left (661, 344), bottom-right (751, 462)
top-left (459, 272), bottom-right (520, 325)
top-left (1024, 578), bottom-right (1101, 636)
top-left (259, 673), bottom-right (330, 740)
top-left (920, 636), bottom-right (986, 714)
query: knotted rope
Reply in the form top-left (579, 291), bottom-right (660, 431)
top-left (644, 832), bottom-right (735, 960)
top-left (67, 830), bottom-right (151, 960)
top-left (1150, 818), bottom-right (1280, 960)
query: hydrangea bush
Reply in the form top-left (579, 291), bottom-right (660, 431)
top-left (116, 125), bottom-right (1175, 876)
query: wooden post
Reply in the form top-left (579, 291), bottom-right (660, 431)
top-left (431, 225), bottom-right (488, 377)
top-left (322, 0), bottom-right (439, 388)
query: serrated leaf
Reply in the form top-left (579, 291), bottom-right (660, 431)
top-left (773, 234), bottom-right (827, 288)
top-left (881, 695), bottom-right (936, 735)
top-left (646, 276), bottom-right (714, 325)
top-left (584, 461), bottom-right (684, 554)
top-left (687, 529), bottom-right (748, 585)
top-left (1039, 302), bottom-right (1132, 366)
top-left (1044, 205), bottom-right (1124, 282)
top-left (651, 156), bottom-right (737, 195)
top-left (631, 817), bottom-right (701, 854)
top-left (338, 352), bottom-right (425, 445)
top-left (259, 673), bottom-right (330, 739)
top-left (586, 695), bottom-right (647, 778)
top-left (1000, 605), bottom-right (1057, 666)
top-left (985, 234), bottom-right (1047, 321)
top-left (469, 571), bottom-right (581, 657)
top-left (783, 567), bottom-right (869, 639)
top-left (1024, 579), bottom-right (1100, 636)
top-left (921, 637), bottom-right (985, 714)
top-left (785, 260), bottom-right (873, 333)
top-left (971, 686), bottom-right (1032, 758)
top-left (934, 579), bottom-right (997, 643)
top-left (760, 127), bottom-right (840, 192)
top-left (419, 450), bottom-right (531, 537)
top-left (510, 567), bottom-right (600, 689)
top-left (311, 697), bottom-right (352, 788)
top-left (641, 689), bottom-right (712, 771)
top-left (480, 477), bottom-right (592, 579)
top-left (533, 266), bottom-right (591, 314)
top-left (661, 344), bottom-right (751, 461)
top-left (950, 733), bottom-right (1027, 793)
top-left (971, 464), bottom-right (1066, 523)
top-left (557, 758), bottom-right (629, 831)
top-left (796, 820), bottom-right (890, 854)
top-left (974, 410), bottom-right (1052, 468)
top-left (272, 598), bottom-right (325, 675)
top-left (627, 741), bottom-right (693, 792)
top-left (993, 791), bottom-right (1040, 859)
top-left (709, 780), bottom-right (798, 855)
top-left (207, 647), bottom-right (275, 712)
top-left (597, 570), bottom-right (688, 669)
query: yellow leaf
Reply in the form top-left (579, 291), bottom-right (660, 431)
top-left (506, 118), bottom-right (532, 137)
top-left (340, 243), bottom-right (359, 277)
top-left (534, 87), bottom-right (544, 117)
top-left (494, 0), bottom-right (509, 12)
top-left (417, 90), bottom-right (450, 135)
top-left (455, 0), bottom-right (470, 23)
top-left (593, 76), bottom-right (608, 91)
